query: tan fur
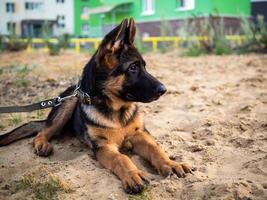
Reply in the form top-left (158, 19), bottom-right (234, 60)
top-left (96, 143), bottom-right (147, 190)
top-left (33, 97), bottom-right (78, 156)
top-left (86, 111), bottom-right (143, 148)
top-left (90, 108), bottom-right (149, 191)
top-left (104, 75), bottom-right (132, 111)
top-left (87, 106), bottom-right (192, 190)
top-left (104, 53), bottom-right (118, 70)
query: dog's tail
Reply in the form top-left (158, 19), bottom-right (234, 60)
top-left (0, 120), bottom-right (46, 146)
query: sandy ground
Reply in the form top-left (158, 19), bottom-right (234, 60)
top-left (0, 51), bottom-right (266, 200)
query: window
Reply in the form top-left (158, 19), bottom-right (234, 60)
top-left (142, 0), bottom-right (154, 15)
top-left (56, 0), bottom-right (65, 3)
top-left (57, 15), bottom-right (65, 21)
top-left (57, 23), bottom-right (65, 28)
top-left (176, 0), bottom-right (195, 11)
top-left (81, 6), bottom-right (89, 15)
top-left (25, 2), bottom-right (43, 10)
top-left (82, 24), bottom-right (89, 35)
top-left (7, 22), bottom-right (16, 33)
top-left (81, 6), bottom-right (89, 19)
top-left (6, 2), bottom-right (15, 13)
top-left (57, 15), bottom-right (65, 29)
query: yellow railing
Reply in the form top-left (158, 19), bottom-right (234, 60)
top-left (25, 35), bottom-right (247, 53)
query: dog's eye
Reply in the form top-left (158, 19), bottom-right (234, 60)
top-left (129, 63), bottom-right (138, 72)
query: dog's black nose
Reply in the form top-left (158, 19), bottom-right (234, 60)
top-left (156, 84), bottom-right (167, 96)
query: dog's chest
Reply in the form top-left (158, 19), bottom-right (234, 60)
top-left (82, 104), bottom-right (144, 147)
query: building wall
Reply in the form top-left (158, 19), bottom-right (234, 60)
top-left (0, 0), bottom-right (74, 36)
top-left (74, 0), bottom-right (102, 37)
top-left (87, 0), bottom-right (251, 37)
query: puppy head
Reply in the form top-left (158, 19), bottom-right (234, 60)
top-left (96, 18), bottom-right (166, 103)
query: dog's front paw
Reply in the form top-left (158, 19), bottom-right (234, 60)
top-left (33, 136), bottom-right (53, 157)
top-left (157, 160), bottom-right (194, 178)
top-left (122, 170), bottom-right (149, 194)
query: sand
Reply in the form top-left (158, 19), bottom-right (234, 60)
top-left (0, 51), bottom-right (266, 200)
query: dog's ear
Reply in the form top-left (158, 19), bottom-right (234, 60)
top-left (126, 17), bottom-right (136, 44)
top-left (96, 18), bottom-right (128, 69)
top-left (97, 18), bottom-right (128, 55)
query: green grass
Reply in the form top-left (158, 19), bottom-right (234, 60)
top-left (9, 175), bottom-right (72, 200)
top-left (183, 45), bottom-right (207, 57)
top-left (15, 65), bottom-right (32, 87)
top-left (0, 64), bottom-right (36, 88)
top-left (129, 187), bottom-right (150, 200)
top-left (36, 110), bottom-right (45, 119)
top-left (9, 114), bottom-right (23, 126)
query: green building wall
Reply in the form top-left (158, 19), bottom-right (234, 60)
top-left (74, 0), bottom-right (251, 37)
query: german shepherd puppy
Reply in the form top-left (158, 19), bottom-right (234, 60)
top-left (0, 18), bottom-right (193, 194)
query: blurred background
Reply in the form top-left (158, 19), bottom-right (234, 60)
top-left (0, 0), bottom-right (266, 54)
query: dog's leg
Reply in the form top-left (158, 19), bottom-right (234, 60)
top-left (96, 144), bottom-right (149, 194)
top-left (33, 96), bottom-right (78, 156)
top-left (128, 131), bottom-right (193, 177)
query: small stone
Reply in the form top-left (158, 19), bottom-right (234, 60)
top-left (206, 140), bottom-right (215, 146)
top-left (189, 144), bottom-right (204, 152)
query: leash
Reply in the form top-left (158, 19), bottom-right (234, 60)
top-left (0, 83), bottom-right (91, 114)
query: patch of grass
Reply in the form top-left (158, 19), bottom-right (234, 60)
top-left (9, 114), bottom-right (23, 126)
top-left (184, 45), bottom-right (207, 57)
top-left (36, 110), bottom-right (45, 119)
top-left (129, 187), bottom-right (151, 200)
top-left (9, 174), bottom-right (72, 200)
top-left (213, 39), bottom-right (232, 55)
top-left (239, 15), bottom-right (267, 53)
top-left (15, 65), bottom-right (31, 87)
top-left (1, 64), bottom-right (36, 87)
top-left (177, 14), bottom-right (233, 56)
top-left (0, 124), bottom-right (5, 131)
top-left (48, 43), bottom-right (61, 56)
top-left (5, 33), bottom-right (27, 52)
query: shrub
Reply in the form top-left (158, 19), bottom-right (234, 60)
top-left (240, 15), bottom-right (267, 53)
top-left (177, 14), bottom-right (232, 55)
top-left (159, 19), bottom-right (174, 53)
top-left (48, 43), bottom-right (60, 56)
top-left (58, 33), bottom-right (71, 49)
top-left (5, 34), bottom-right (27, 52)
top-left (134, 30), bottom-right (151, 54)
top-left (184, 45), bottom-right (207, 57)
top-left (0, 34), bottom-right (5, 51)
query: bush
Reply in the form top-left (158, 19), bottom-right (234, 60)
top-left (5, 34), bottom-right (27, 52)
top-left (159, 19), bottom-right (174, 53)
top-left (177, 14), bottom-right (232, 55)
top-left (240, 15), bottom-right (267, 52)
top-left (48, 43), bottom-right (60, 56)
top-left (134, 31), bottom-right (151, 54)
top-left (0, 34), bottom-right (5, 51)
top-left (184, 45), bottom-right (207, 57)
top-left (58, 33), bottom-right (71, 49)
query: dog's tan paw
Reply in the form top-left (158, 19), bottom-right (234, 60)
top-left (33, 137), bottom-right (53, 157)
top-left (157, 160), bottom-right (195, 177)
top-left (122, 170), bottom-right (149, 194)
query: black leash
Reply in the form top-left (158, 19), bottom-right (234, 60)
top-left (0, 97), bottom-right (62, 113)
top-left (0, 83), bottom-right (91, 114)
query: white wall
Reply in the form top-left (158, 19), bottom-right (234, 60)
top-left (0, 0), bottom-right (74, 36)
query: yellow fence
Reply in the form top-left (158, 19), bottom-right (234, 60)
top-left (25, 35), bottom-right (247, 53)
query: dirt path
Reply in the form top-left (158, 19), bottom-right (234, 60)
top-left (0, 51), bottom-right (266, 200)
